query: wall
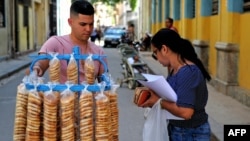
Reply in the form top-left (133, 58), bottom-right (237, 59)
top-left (0, 28), bottom-right (8, 56)
top-left (138, 0), bottom-right (151, 39)
top-left (0, 0), bottom-right (9, 56)
top-left (239, 13), bottom-right (250, 89)
top-left (0, 0), bottom-right (50, 59)
top-left (57, 0), bottom-right (71, 36)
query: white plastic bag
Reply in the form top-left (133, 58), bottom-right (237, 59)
top-left (142, 99), bottom-right (168, 141)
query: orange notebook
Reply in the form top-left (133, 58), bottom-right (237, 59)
top-left (134, 87), bottom-right (151, 106)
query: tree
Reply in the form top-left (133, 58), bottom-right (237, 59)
top-left (129, 0), bottom-right (137, 11)
top-left (90, 0), bottom-right (137, 11)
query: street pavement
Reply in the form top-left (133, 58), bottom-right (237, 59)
top-left (0, 48), bottom-right (250, 141)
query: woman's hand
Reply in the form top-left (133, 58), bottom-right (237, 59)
top-left (140, 90), bottom-right (160, 108)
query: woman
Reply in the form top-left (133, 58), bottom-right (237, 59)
top-left (141, 28), bottom-right (211, 141)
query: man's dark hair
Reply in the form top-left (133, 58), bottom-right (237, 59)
top-left (70, 0), bottom-right (94, 16)
top-left (129, 23), bottom-right (135, 28)
top-left (166, 17), bottom-right (174, 23)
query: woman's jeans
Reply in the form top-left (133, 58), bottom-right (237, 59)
top-left (168, 121), bottom-right (211, 141)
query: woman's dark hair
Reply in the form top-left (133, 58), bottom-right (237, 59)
top-left (70, 0), bottom-right (94, 16)
top-left (151, 28), bottom-right (211, 81)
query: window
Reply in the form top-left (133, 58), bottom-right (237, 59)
top-left (212, 0), bottom-right (219, 15)
top-left (24, 0), bottom-right (31, 7)
top-left (19, 0), bottom-right (31, 7)
top-left (23, 6), bottom-right (28, 27)
top-left (192, 0), bottom-right (196, 18)
top-left (0, 0), bottom-right (5, 27)
top-left (244, 0), bottom-right (250, 12)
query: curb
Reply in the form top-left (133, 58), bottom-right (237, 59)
top-left (0, 62), bottom-right (31, 81)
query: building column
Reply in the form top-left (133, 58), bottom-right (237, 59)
top-left (193, 40), bottom-right (209, 71)
top-left (214, 42), bottom-right (239, 95)
top-left (151, 0), bottom-right (156, 34)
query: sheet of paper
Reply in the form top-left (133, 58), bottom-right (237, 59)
top-left (138, 73), bottom-right (177, 102)
top-left (138, 73), bottom-right (183, 120)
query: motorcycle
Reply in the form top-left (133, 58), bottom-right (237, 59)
top-left (117, 43), bottom-right (149, 89)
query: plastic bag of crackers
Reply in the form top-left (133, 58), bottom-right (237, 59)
top-left (25, 78), bottom-right (44, 140)
top-left (105, 82), bottom-right (119, 141)
top-left (43, 82), bottom-right (60, 140)
top-left (67, 53), bottom-right (78, 84)
top-left (59, 82), bottom-right (76, 141)
top-left (84, 54), bottom-right (95, 84)
top-left (13, 76), bottom-right (29, 141)
top-left (79, 83), bottom-right (94, 141)
top-left (13, 72), bottom-right (44, 141)
top-left (48, 52), bottom-right (61, 83)
top-left (95, 82), bottom-right (112, 141)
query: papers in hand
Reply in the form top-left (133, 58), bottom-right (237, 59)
top-left (138, 73), bottom-right (177, 102)
top-left (138, 73), bottom-right (183, 120)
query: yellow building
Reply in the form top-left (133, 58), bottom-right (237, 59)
top-left (0, 0), bottom-right (55, 58)
top-left (144, 0), bottom-right (250, 107)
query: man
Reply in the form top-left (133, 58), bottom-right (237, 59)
top-left (165, 17), bottom-right (178, 33)
top-left (29, 0), bottom-right (107, 83)
top-left (165, 17), bottom-right (178, 74)
top-left (90, 28), bottom-right (97, 42)
top-left (123, 23), bottom-right (136, 45)
top-left (96, 26), bottom-right (102, 45)
top-left (127, 23), bottom-right (136, 42)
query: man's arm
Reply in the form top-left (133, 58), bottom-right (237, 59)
top-left (33, 55), bottom-right (50, 76)
top-left (25, 54), bottom-right (49, 76)
top-left (33, 36), bottom-right (59, 76)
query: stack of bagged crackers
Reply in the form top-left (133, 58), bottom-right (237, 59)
top-left (13, 53), bottom-right (119, 141)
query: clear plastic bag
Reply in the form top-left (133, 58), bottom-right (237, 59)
top-left (67, 53), bottom-right (78, 84)
top-left (43, 82), bottom-right (59, 140)
top-left (60, 82), bottom-right (76, 141)
top-left (105, 83), bottom-right (119, 141)
top-left (142, 99), bottom-right (168, 141)
top-left (84, 54), bottom-right (95, 84)
top-left (95, 81), bottom-right (112, 141)
top-left (13, 76), bottom-right (29, 141)
top-left (26, 81), bottom-right (43, 140)
top-left (79, 84), bottom-right (94, 141)
top-left (48, 52), bottom-right (60, 82)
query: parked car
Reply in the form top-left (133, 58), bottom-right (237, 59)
top-left (103, 27), bottom-right (126, 47)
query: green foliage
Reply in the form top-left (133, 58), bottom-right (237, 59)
top-left (90, 0), bottom-right (137, 11)
top-left (129, 0), bottom-right (137, 11)
top-left (90, 0), bottom-right (122, 6)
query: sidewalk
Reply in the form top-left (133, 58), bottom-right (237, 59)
top-left (0, 52), bottom-right (38, 81)
top-left (1, 51), bottom-right (250, 141)
top-left (139, 51), bottom-right (250, 141)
